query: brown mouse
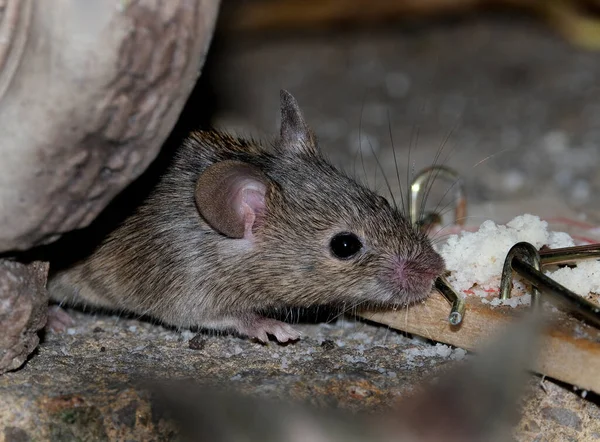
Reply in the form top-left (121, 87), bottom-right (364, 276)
top-left (48, 90), bottom-right (445, 342)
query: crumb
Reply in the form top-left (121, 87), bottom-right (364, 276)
top-left (280, 357), bottom-right (289, 369)
top-left (451, 348), bottom-right (467, 361)
top-left (545, 260), bottom-right (600, 299)
top-left (404, 343), bottom-right (464, 365)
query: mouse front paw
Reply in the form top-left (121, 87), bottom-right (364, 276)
top-left (45, 305), bottom-right (76, 333)
top-left (238, 316), bottom-right (301, 344)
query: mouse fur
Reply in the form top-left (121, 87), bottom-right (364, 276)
top-left (48, 90), bottom-right (445, 342)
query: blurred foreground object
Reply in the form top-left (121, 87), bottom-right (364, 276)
top-left (224, 0), bottom-right (600, 49)
top-left (0, 0), bottom-right (220, 252)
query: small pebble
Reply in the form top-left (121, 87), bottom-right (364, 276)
top-left (320, 339), bottom-right (336, 351)
top-left (188, 334), bottom-right (206, 350)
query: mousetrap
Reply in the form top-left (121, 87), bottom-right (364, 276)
top-left (358, 166), bottom-right (600, 394)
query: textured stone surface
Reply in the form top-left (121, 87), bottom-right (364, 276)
top-left (0, 312), bottom-right (462, 440)
top-left (0, 260), bottom-right (48, 374)
top-left (517, 380), bottom-right (600, 440)
top-left (0, 311), bottom-right (598, 440)
top-left (0, 0), bottom-right (220, 252)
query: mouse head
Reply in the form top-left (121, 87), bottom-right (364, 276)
top-left (195, 90), bottom-right (445, 308)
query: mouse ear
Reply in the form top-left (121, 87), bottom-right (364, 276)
top-left (279, 89), bottom-right (319, 156)
top-left (195, 160), bottom-right (269, 240)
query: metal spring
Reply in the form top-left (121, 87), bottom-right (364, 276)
top-left (410, 166), bottom-right (600, 328)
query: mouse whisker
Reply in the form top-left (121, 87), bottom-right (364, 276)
top-left (387, 108), bottom-right (405, 215)
top-left (470, 147), bottom-right (514, 169)
top-left (367, 136), bottom-right (397, 209)
top-left (406, 124), bottom-right (418, 225)
top-left (416, 136), bottom-right (455, 230)
top-left (358, 91), bottom-right (369, 187)
top-left (326, 300), bottom-right (368, 325)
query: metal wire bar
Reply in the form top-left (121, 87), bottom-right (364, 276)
top-left (435, 275), bottom-right (467, 326)
top-left (409, 165), bottom-right (467, 228)
top-left (409, 165), bottom-right (467, 325)
top-left (499, 242), bottom-right (541, 308)
top-left (511, 255), bottom-right (600, 328)
top-left (539, 243), bottom-right (600, 266)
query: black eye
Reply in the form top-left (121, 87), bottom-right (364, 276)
top-left (378, 196), bottom-right (391, 208)
top-left (330, 232), bottom-right (363, 260)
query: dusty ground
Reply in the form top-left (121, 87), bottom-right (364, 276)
top-left (2, 13), bottom-right (600, 441)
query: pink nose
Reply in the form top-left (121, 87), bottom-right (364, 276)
top-left (392, 258), bottom-right (441, 290)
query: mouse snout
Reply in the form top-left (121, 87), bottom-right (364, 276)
top-left (388, 252), bottom-right (445, 300)
top-left (393, 258), bottom-right (437, 283)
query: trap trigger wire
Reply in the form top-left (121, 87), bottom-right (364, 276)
top-left (501, 242), bottom-right (600, 328)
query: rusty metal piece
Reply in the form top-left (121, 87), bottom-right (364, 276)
top-left (435, 275), bottom-right (466, 326)
top-left (539, 243), bottom-right (600, 265)
top-left (409, 165), bottom-right (467, 229)
top-left (499, 242), bottom-right (542, 309)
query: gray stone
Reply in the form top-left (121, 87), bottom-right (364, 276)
top-left (0, 260), bottom-right (49, 374)
top-left (541, 407), bottom-right (582, 431)
top-left (3, 427), bottom-right (30, 442)
top-left (0, 0), bottom-right (220, 252)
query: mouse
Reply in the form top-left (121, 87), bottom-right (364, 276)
top-left (47, 90), bottom-right (445, 343)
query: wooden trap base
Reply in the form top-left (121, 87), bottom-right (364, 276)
top-left (359, 293), bottom-right (600, 394)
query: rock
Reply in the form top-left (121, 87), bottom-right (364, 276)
top-left (541, 407), bottom-right (582, 432)
top-left (0, 313), bottom-right (445, 439)
top-left (0, 0), bottom-right (220, 252)
top-left (0, 260), bottom-right (49, 374)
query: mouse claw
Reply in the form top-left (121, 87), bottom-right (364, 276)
top-left (241, 317), bottom-right (301, 344)
top-left (45, 305), bottom-right (76, 333)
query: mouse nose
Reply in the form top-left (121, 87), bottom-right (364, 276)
top-left (391, 254), bottom-right (445, 293)
top-left (394, 259), bottom-right (435, 282)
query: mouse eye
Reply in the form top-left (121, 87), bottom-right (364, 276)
top-left (378, 196), bottom-right (391, 207)
top-left (330, 232), bottom-right (363, 260)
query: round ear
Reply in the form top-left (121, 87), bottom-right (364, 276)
top-left (279, 89), bottom-right (319, 156)
top-left (195, 160), bottom-right (269, 239)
